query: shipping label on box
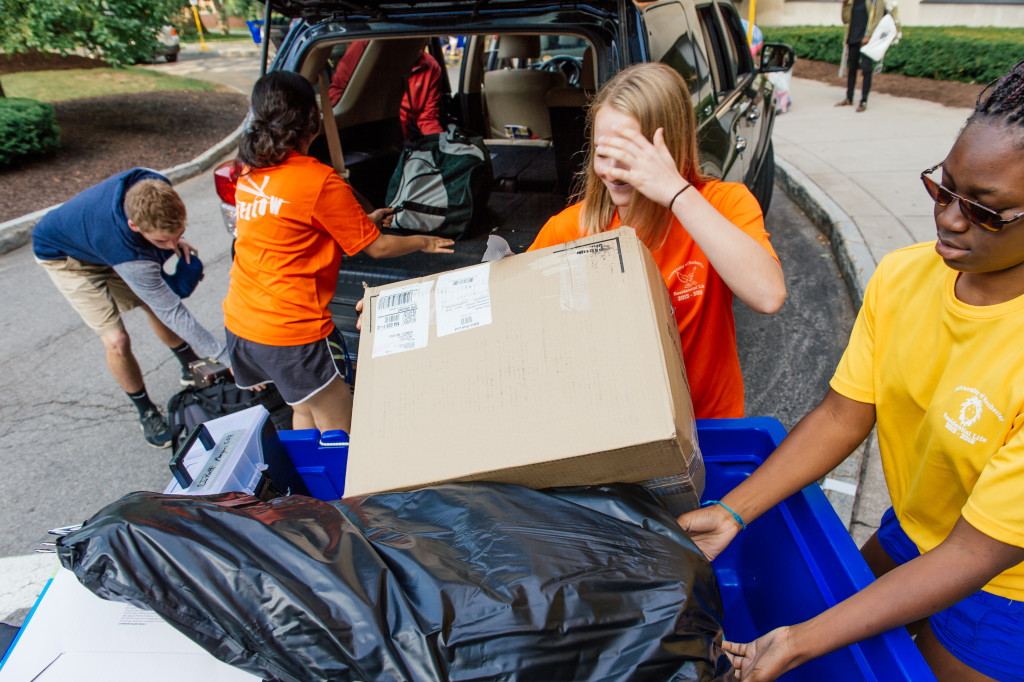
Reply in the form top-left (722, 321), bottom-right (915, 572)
top-left (349, 228), bottom-right (703, 510)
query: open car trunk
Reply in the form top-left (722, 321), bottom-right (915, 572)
top-left (294, 30), bottom-right (603, 358)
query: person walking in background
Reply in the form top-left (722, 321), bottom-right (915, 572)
top-left (838, 0), bottom-right (899, 112)
top-left (680, 61), bottom-right (1024, 681)
top-left (528, 63), bottom-right (786, 419)
top-left (224, 72), bottom-right (453, 434)
top-left (32, 170), bottom-right (229, 449)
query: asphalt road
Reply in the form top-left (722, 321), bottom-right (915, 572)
top-left (0, 169), bottom-right (237, 560)
top-left (0, 180), bottom-right (854, 561)
top-left (736, 186), bottom-right (856, 430)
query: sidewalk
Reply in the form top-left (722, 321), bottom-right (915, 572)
top-left (771, 76), bottom-right (974, 546)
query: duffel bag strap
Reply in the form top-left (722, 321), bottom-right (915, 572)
top-left (193, 383), bottom-right (229, 415)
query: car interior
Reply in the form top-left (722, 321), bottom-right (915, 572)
top-left (294, 32), bottom-right (600, 352)
top-left (302, 32), bottom-right (597, 216)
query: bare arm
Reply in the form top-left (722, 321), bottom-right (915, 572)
top-left (727, 519), bottom-right (1024, 681)
top-left (361, 233), bottom-right (454, 259)
top-left (596, 126), bottom-right (786, 313)
top-left (678, 389), bottom-right (875, 560)
top-left (668, 181), bottom-right (786, 313)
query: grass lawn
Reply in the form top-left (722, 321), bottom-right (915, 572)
top-left (180, 27), bottom-right (258, 43)
top-left (2, 67), bottom-right (224, 102)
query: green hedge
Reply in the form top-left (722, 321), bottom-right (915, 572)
top-left (0, 97), bottom-right (60, 167)
top-left (761, 26), bottom-right (1024, 84)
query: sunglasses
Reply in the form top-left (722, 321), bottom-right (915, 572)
top-left (921, 163), bottom-right (1024, 232)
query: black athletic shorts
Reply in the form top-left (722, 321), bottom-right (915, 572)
top-left (226, 327), bottom-right (352, 405)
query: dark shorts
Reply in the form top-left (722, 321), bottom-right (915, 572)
top-left (226, 327), bottom-right (352, 405)
top-left (877, 507), bottom-right (1024, 682)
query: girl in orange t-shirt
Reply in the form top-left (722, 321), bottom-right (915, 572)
top-left (224, 71), bottom-right (453, 433)
top-left (529, 63), bottom-right (785, 418)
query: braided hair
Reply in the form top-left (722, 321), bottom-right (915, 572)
top-left (967, 60), bottom-right (1024, 144)
top-left (239, 71), bottom-right (321, 169)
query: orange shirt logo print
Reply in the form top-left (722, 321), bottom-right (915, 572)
top-left (236, 174), bottom-right (291, 222)
top-left (670, 260), bottom-right (706, 303)
top-left (942, 385), bottom-right (1005, 445)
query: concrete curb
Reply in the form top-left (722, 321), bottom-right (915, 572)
top-left (774, 156), bottom-right (875, 308)
top-left (774, 153), bottom-right (877, 531)
top-left (0, 122), bottom-right (244, 256)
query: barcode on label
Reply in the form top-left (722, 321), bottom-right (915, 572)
top-left (381, 314), bottom-right (400, 329)
top-left (379, 291), bottom-right (411, 309)
top-left (460, 316), bottom-right (473, 326)
top-left (573, 245), bottom-right (610, 255)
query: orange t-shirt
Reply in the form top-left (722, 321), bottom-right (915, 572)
top-left (223, 153), bottom-right (380, 346)
top-left (528, 179), bottom-right (777, 418)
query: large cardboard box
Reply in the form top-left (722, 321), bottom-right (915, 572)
top-left (348, 227), bottom-right (703, 511)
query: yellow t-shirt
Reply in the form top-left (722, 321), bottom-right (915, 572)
top-left (831, 242), bottom-right (1024, 600)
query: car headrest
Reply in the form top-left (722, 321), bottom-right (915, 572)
top-left (581, 47), bottom-right (595, 90)
top-left (498, 35), bottom-right (541, 61)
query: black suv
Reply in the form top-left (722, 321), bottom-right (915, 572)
top-left (214, 0), bottom-right (793, 356)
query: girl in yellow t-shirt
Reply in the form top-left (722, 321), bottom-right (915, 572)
top-left (224, 71), bottom-right (453, 433)
top-left (679, 60), bottom-right (1024, 682)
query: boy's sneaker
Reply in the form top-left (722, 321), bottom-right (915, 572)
top-left (180, 366), bottom-right (195, 386)
top-left (140, 408), bottom-right (172, 449)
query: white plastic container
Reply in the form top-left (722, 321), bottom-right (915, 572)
top-left (163, 405), bottom-right (273, 496)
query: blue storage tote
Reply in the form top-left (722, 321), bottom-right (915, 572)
top-left (278, 429), bottom-right (349, 501)
top-left (279, 417), bottom-right (935, 682)
top-left (698, 417), bottom-right (935, 682)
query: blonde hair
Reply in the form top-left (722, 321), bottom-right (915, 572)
top-left (578, 62), bottom-right (706, 249)
top-left (124, 179), bottom-right (186, 234)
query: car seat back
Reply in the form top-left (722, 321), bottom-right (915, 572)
top-left (484, 35), bottom-right (565, 139)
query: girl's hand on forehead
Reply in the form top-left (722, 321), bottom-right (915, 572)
top-left (597, 126), bottom-right (686, 207)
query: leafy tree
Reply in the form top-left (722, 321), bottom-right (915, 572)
top-left (0, 0), bottom-right (191, 70)
top-left (173, 0), bottom-right (265, 40)
top-left (207, 0), bottom-right (232, 36)
top-left (226, 0), bottom-right (267, 21)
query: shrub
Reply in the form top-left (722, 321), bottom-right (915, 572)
top-left (761, 26), bottom-right (1024, 84)
top-left (762, 26), bottom-right (846, 64)
top-left (0, 97), bottom-right (61, 167)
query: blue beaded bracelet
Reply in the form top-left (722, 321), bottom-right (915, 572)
top-left (702, 500), bottom-right (747, 530)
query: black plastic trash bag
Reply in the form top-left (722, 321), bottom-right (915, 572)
top-left (58, 483), bottom-right (732, 682)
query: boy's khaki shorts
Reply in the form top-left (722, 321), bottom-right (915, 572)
top-left (36, 256), bottom-right (145, 336)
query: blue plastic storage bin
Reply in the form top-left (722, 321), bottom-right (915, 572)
top-left (279, 417), bottom-right (935, 681)
top-left (278, 429), bottom-right (349, 501)
top-left (698, 418), bottom-right (934, 682)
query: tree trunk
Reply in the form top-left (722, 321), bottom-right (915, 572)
top-left (0, 79), bottom-right (5, 98)
top-left (210, 0), bottom-right (231, 36)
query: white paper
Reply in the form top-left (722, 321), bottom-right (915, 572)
top-left (0, 569), bottom-right (258, 681)
top-left (435, 264), bottom-right (492, 337)
top-left (371, 281), bottom-right (434, 358)
top-left (481, 234), bottom-right (514, 262)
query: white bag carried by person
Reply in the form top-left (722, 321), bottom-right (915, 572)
top-left (861, 13), bottom-right (898, 62)
top-left (766, 69), bottom-right (793, 113)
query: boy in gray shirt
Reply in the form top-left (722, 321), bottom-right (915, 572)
top-left (33, 168), bottom-right (228, 448)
